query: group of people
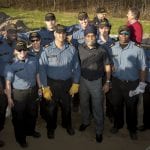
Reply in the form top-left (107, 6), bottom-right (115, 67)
top-left (0, 6), bottom-right (150, 148)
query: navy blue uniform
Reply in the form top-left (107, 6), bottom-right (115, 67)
top-left (5, 56), bottom-right (39, 143)
top-left (39, 41), bottom-right (80, 135)
top-left (110, 41), bottom-right (146, 133)
top-left (0, 38), bottom-right (15, 132)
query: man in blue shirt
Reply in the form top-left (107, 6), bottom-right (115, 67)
top-left (39, 24), bottom-right (80, 139)
top-left (5, 40), bottom-right (41, 148)
top-left (38, 13), bottom-right (56, 46)
top-left (138, 49), bottom-right (150, 131)
top-left (0, 23), bottom-right (17, 147)
top-left (110, 25), bottom-right (146, 140)
top-left (28, 32), bottom-right (43, 59)
top-left (71, 12), bottom-right (90, 48)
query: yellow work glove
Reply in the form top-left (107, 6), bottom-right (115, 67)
top-left (69, 83), bottom-right (79, 97)
top-left (42, 86), bottom-right (52, 101)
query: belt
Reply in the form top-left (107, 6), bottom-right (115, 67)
top-left (47, 77), bottom-right (71, 83)
top-left (13, 86), bottom-right (36, 91)
top-left (113, 77), bottom-right (139, 83)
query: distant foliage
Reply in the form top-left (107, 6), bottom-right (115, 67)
top-left (0, 0), bottom-right (150, 19)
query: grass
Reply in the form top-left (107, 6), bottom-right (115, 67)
top-left (0, 8), bottom-right (150, 35)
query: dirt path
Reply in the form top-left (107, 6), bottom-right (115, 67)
top-left (0, 110), bottom-right (150, 150)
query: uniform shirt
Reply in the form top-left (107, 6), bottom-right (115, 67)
top-left (97, 36), bottom-right (114, 54)
top-left (5, 57), bottom-right (39, 90)
top-left (39, 41), bottom-right (80, 86)
top-left (72, 25), bottom-right (86, 48)
top-left (28, 46), bottom-right (44, 60)
top-left (0, 38), bottom-right (15, 77)
top-left (78, 43), bottom-right (110, 81)
top-left (38, 28), bottom-right (54, 46)
top-left (110, 41), bottom-right (146, 81)
top-left (145, 49), bottom-right (150, 82)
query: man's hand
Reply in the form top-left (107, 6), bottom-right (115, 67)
top-left (103, 83), bottom-right (110, 93)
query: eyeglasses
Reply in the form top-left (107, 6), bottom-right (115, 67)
top-left (17, 49), bottom-right (27, 52)
top-left (31, 39), bottom-right (40, 43)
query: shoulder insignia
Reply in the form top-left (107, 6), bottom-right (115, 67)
top-left (109, 43), bottom-right (115, 48)
top-left (44, 44), bottom-right (50, 48)
top-left (135, 43), bottom-right (142, 48)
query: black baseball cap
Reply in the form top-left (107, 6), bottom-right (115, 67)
top-left (5, 23), bottom-right (17, 33)
top-left (45, 13), bottom-right (56, 21)
top-left (78, 12), bottom-right (88, 20)
top-left (84, 25), bottom-right (97, 36)
top-left (29, 32), bottom-right (41, 41)
top-left (118, 25), bottom-right (130, 34)
top-left (54, 24), bottom-right (66, 33)
top-left (99, 20), bottom-right (111, 28)
top-left (15, 40), bottom-right (27, 51)
top-left (96, 7), bottom-right (107, 13)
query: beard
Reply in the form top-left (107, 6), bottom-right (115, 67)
top-left (85, 39), bottom-right (96, 47)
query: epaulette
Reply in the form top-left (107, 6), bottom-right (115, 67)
top-left (109, 43), bottom-right (115, 48)
top-left (135, 43), bottom-right (142, 48)
top-left (44, 44), bottom-right (50, 48)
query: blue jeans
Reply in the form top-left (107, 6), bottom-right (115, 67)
top-left (79, 77), bottom-right (104, 134)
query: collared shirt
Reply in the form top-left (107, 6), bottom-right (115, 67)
top-left (72, 25), bottom-right (85, 48)
top-left (39, 41), bottom-right (80, 86)
top-left (17, 29), bottom-right (54, 46)
top-left (38, 28), bottom-right (54, 46)
top-left (78, 43), bottom-right (110, 81)
top-left (5, 57), bottom-right (39, 90)
top-left (110, 41), bottom-right (146, 81)
top-left (0, 38), bottom-right (16, 77)
top-left (28, 46), bottom-right (44, 60)
top-left (145, 49), bottom-right (150, 82)
top-left (97, 36), bottom-right (114, 53)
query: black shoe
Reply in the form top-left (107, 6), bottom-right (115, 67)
top-left (96, 134), bottom-right (103, 143)
top-left (32, 131), bottom-right (41, 138)
top-left (0, 140), bottom-right (5, 147)
top-left (129, 131), bottom-right (138, 140)
top-left (110, 127), bottom-right (118, 134)
top-left (66, 128), bottom-right (75, 135)
top-left (16, 140), bottom-right (28, 148)
top-left (47, 130), bottom-right (55, 139)
top-left (138, 125), bottom-right (150, 131)
top-left (79, 124), bottom-right (89, 131)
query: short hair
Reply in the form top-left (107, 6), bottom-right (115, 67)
top-left (129, 7), bottom-right (140, 19)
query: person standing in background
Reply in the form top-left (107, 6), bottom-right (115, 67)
top-left (127, 7), bottom-right (143, 44)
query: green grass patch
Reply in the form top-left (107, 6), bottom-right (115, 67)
top-left (0, 8), bottom-right (150, 34)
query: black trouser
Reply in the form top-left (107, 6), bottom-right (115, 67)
top-left (40, 78), bottom-right (72, 132)
top-left (0, 76), bottom-right (8, 132)
top-left (143, 82), bottom-right (150, 128)
top-left (12, 87), bottom-right (38, 142)
top-left (111, 77), bottom-right (139, 132)
top-left (102, 77), bottom-right (113, 121)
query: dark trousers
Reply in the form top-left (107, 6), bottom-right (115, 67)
top-left (143, 82), bottom-right (150, 128)
top-left (111, 77), bottom-right (139, 132)
top-left (40, 78), bottom-right (72, 132)
top-left (0, 76), bottom-right (8, 132)
top-left (12, 87), bottom-right (38, 142)
top-left (0, 94), bottom-right (7, 132)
